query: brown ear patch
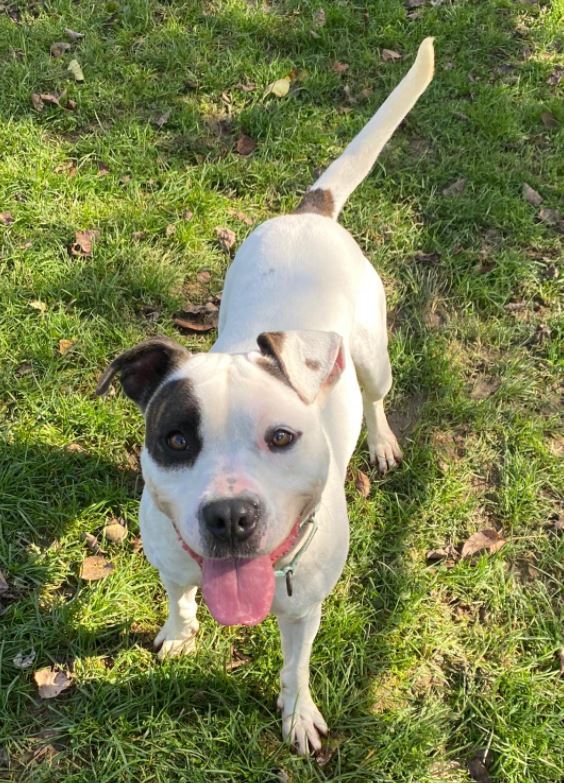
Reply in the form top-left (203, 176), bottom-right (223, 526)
top-left (294, 188), bottom-right (334, 218)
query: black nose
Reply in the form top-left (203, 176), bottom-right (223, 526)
top-left (201, 496), bottom-right (260, 544)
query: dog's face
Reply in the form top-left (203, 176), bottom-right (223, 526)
top-left (97, 331), bottom-right (344, 625)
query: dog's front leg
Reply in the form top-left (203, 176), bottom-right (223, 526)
top-left (277, 602), bottom-right (328, 755)
top-left (154, 579), bottom-right (200, 660)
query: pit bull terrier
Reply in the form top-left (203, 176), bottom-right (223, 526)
top-left (97, 38), bottom-right (434, 755)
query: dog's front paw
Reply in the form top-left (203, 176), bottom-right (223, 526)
top-left (369, 427), bottom-right (403, 474)
top-left (277, 691), bottom-right (328, 755)
top-left (154, 620), bottom-right (199, 660)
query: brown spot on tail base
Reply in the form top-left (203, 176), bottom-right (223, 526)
top-left (294, 188), bottom-right (334, 218)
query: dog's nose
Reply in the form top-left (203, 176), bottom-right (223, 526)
top-left (201, 496), bottom-right (260, 543)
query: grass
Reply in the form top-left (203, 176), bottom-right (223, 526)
top-left (0, 0), bottom-right (562, 780)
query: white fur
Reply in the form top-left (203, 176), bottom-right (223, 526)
top-left (139, 39), bottom-right (435, 755)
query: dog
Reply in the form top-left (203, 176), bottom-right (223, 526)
top-left (96, 38), bottom-right (434, 755)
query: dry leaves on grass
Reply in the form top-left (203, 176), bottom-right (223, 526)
top-left (522, 182), bottom-right (543, 206)
top-left (70, 229), bottom-right (100, 256)
top-left (235, 133), bottom-right (257, 156)
top-left (332, 61), bottom-right (349, 73)
top-left (461, 529), bottom-right (505, 559)
top-left (0, 212), bottom-right (14, 225)
top-left (13, 649), bottom-right (36, 670)
top-left (58, 339), bottom-right (75, 355)
top-left (173, 302), bottom-right (219, 333)
top-left (354, 470), bottom-right (371, 498)
top-left (79, 555), bottom-right (115, 581)
top-left (426, 545), bottom-right (458, 567)
top-left (467, 750), bottom-right (493, 783)
top-left (102, 518), bottom-right (127, 543)
top-left (33, 668), bottom-right (73, 699)
top-left (215, 226), bottom-right (236, 253)
top-left (64, 28), bottom-right (85, 41)
top-left (83, 532), bottom-right (101, 554)
top-left (154, 110), bottom-right (171, 129)
top-left (50, 41), bottom-right (71, 58)
top-left (442, 177), bottom-right (467, 196)
top-left (29, 300), bottom-right (47, 313)
top-left (265, 77), bottom-right (291, 98)
top-left (382, 48), bottom-right (402, 62)
top-left (538, 207), bottom-right (562, 227)
top-left (67, 59), bottom-right (84, 82)
top-left (31, 92), bottom-right (61, 111)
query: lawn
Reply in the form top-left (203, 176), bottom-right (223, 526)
top-left (0, 1), bottom-right (562, 781)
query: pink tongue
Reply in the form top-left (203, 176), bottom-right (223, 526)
top-left (202, 556), bottom-right (275, 626)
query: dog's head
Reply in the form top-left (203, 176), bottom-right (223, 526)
top-left (97, 331), bottom-right (344, 625)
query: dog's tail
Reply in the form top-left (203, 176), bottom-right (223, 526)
top-left (295, 37), bottom-right (434, 220)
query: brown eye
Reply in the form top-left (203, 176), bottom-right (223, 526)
top-left (268, 428), bottom-right (295, 450)
top-left (166, 431), bottom-right (187, 451)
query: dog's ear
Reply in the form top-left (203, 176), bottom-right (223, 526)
top-left (96, 336), bottom-right (191, 410)
top-left (256, 330), bottom-right (345, 404)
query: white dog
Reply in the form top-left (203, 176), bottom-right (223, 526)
top-left (97, 38), bottom-right (434, 755)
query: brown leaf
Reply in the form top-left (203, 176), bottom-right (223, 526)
top-left (538, 207), bottom-right (561, 226)
top-left (182, 209), bottom-right (193, 221)
top-left (173, 316), bottom-right (215, 333)
top-left (237, 81), bottom-right (257, 93)
top-left (235, 133), bottom-right (257, 156)
top-left (96, 161), bottom-right (110, 176)
top-left (50, 41), bottom-right (71, 58)
top-left (461, 529), bottom-right (505, 559)
top-left (83, 532), bottom-right (101, 554)
top-left (540, 111), bottom-right (558, 128)
top-left (197, 270), bottom-right (211, 284)
top-left (522, 183), bottom-right (542, 206)
top-left (0, 569), bottom-right (8, 592)
top-left (442, 177), bottom-right (467, 196)
top-left (382, 49), bottom-right (402, 62)
top-left (132, 230), bottom-right (146, 240)
top-left (426, 546), bottom-right (459, 565)
top-left (58, 338), bottom-right (75, 355)
top-left (102, 520), bottom-right (127, 543)
top-left (33, 668), bottom-right (73, 699)
top-left (64, 28), bottom-right (85, 41)
top-left (468, 752), bottom-right (492, 783)
top-left (332, 61), bottom-right (349, 74)
top-left (215, 226), bottom-right (236, 253)
top-left (228, 208), bottom-right (253, 225)
top-left (67, 98), bottom-right (77, 110)
top-left (70, 229), bottom-right (100, 256)
top-left (40, 93), bottom-right (61, 106)
top-left (165, 223), bottom-right (177, 237)
top-left (54, 160), bottom-right (78, 176)
top-left (354, 470), bottom-right (371, 498)
top-left (226, 645), bottom-right (252, 672)
top-left (79, 555), bottom-right (115, 581)
top-left (31, 93), bottom-right (44, 111)
top-left (0, 212), bottom-right (14, 225)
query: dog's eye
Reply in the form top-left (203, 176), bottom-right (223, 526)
top-left (268, 428), bottom-right (295, 450)
top-left (166, 431), bottom-right (188, 451)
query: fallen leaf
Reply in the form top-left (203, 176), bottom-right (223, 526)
top-left (29, 300), bottom-right (47, 313)
top-left (313, 8), bottom-right (326, 27)
top-left (235, 133), bottom-right (256, 156)
top-left (13, 649), bottom-right (36, 670)
top-left (96, 161), bottom-right (110, 176)
top-left (83, 532), bottom-right (101, 553)
top-left (58, 338), bottom-right (75, 355)
top-left (470, 377), bottom-right (500, 400)
top-left (50, 41), bottom-right (71, 58)
top-left (31, 93), bottom-right (44, 111)
top-left (315, 745), bottom-right (336, 767)
top-left (382, 49), bottom-right (402, 62)
top-left (54, 160), bottom-right (78, 176)
top-left (355, 470), bottom-right (371, 498)
top-left (197, 270), bottom-right (211, 284)
top-left (40, 93), bottom-right (61, 106)
top-left (530, 323), bottom-right (552, 344)
top-left (237, 81), bottom-right (256, 92)
top-left (426, 546), bottom-right (459, 565)
top-left (182, 209), bottom-right (194, 221)
top-left (215, 226), bottom-right (236, 253)
top-left (540, 111), bottom-right (558, 128)
top-left (265, 77), bottom-right (290, 98)
top-left (538, 207), bottom-right (561, 226)
top-left (228, 208), bottom-right (253, 225)
top-left (67, 59), bottom-right (84, 82)
top-left (33, 668), bottom-right (73, 699)
top-left (522, 183), bottom-right (542, 206)
top-left (64, 28), bottom-right (85, 41)
top-left (165, 223), bottom-right (177, 237)
top-left (442, 177), bottom-right (467, 196)
top-left (154, 110), bottom-right (171, 129)
top-left (70, 229), bottom-right (99, 256)
top-left (332, 61), bottom-right (349, 74)
top-left (173, 302), bottom-right (219, 333)
top-left (461, 529), bottom-right (505, 559)
top-left (0, 570), bottom-right (8, 592)
top-left (0, 212), bottom-right (14, 225)
top-left (67, 98), bottom-right (77, 110)
top-left (226, 645), bottom-right (252, 672)
top-left (132, 230), bottom-right (146, 240)
top-left (79, 555), bottom-right (114, 581)
top-left (131, 536), bottom-right (143, 553)
top-left (468, 751), bottom-right (493, 783)
top-left (102, 519), bottom-right (127, 543)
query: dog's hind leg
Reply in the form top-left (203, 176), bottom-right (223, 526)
top-left (154, 580), bottom-right (200, 659)
top-left (351, 274), bottom-right (402, 474)
top-left (277, 603), bottom-right (328, 755)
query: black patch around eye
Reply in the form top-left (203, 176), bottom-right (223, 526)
top-left (145, 378), bottom-right (202, 467)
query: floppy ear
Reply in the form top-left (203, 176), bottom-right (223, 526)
top-left (256, 330), bottom-right (345, 404)
top-left (96, 336), bottom-right (191, 410)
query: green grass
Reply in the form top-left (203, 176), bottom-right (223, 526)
top-left (0, 0), bottom-right (563, 781)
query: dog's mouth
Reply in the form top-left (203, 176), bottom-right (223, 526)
top-left (171, 513), bottom-right (309, 626)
